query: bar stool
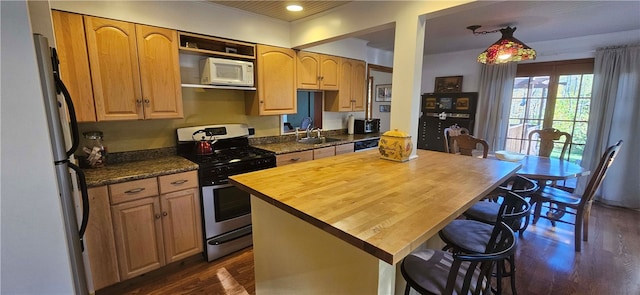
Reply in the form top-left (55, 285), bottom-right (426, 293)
top-left (464, 175), bottom-right (538, 236)
top-left (439, 191), bottom-right (530, 295)
top-left (401, 221), bottom-right (516, 295)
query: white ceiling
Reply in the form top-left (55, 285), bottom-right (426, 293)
top-left (208, 1), bottom-right (640, 55)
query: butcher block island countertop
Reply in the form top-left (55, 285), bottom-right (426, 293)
top-left (230, 149), bottom-right (521, 295)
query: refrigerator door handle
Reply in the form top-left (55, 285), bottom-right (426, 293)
top-left (67, 162), bottom-right (90, 252)
top-left (51, 48), bottom-right (80, 157)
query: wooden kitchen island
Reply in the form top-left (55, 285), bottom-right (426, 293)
top-left (230, 149), bottom-right (521, 294)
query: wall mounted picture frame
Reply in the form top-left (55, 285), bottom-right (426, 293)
top-left (379, 105), bottom-right (391, 112)
top-left (435, 76), bottom-right (463, 93)
top-left (375, 84), bottom-right (392, 102)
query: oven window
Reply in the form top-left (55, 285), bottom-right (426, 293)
top-left (214, 185), bottom-right (250, 222)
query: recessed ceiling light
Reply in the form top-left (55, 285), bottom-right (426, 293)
top-left (286, 4), bottom-right (303, 12)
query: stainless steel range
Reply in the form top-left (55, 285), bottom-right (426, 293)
top-left (177, 124), bottom-right (276, 262)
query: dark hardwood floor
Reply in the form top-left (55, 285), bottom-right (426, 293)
top-left (97, 202), bottom-right (639, 295)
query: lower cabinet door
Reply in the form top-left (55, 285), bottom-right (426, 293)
top-left (160, 188), bottom-right (203, 263)
top-left (111, 197), bottom-right (165, 280)
top-left (85, 186), bottom-right (120, 290)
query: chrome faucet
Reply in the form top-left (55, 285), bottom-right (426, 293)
top-left (295, 127), bottom-right (301, 141)
top-left (306, 127), bottom-right (321, 138)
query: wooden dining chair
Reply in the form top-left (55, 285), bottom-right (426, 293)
top-left (443, 126), bottom-right (470, 153)
top-left (527, 128), bottom-right (572, 159)
top-left (530, 140), bottom-right (623, 252)
top-left (402, 222), bottom-right (516, 295)
top-left (449, 134), bottom-right (489, 158)
top-left (527, 128), bottom-right (573, 190)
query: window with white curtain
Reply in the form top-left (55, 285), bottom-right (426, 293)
top-left (505, 59), bottom-right (594, 165)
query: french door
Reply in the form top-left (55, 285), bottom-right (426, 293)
top-left (505, 59), bottom-right (594, 166)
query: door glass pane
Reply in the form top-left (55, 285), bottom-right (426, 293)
top-left (576, 98), bottom-right (590, 121)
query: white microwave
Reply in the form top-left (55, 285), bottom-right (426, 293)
top-left (200, 57), bottom-right (254, 87)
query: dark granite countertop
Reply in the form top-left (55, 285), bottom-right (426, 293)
top-left (83, 156), bottom-right (198, 187)
top-left (82, 132), bottom-right (379, 186)
top-left (251, 133), bottom-right (381, 154)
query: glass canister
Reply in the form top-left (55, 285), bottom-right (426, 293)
top-left (81, 131), bottom-right (107, 168)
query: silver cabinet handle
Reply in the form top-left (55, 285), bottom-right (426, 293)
top-left (290, 157), bottom-right (301, 161)
top-left (170, 179), bottom-right (188, 185)
top-left (124, 188), bottom-right (145, 194)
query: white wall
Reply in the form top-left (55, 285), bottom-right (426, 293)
top-left (1, 1), bottom-right (76, 293)
top-left (421, 29), bottom-right (640, 96)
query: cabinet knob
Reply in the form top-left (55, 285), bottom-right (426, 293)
top-left (136, 99), bottom-right (142, 104)
top-left (144, 98), bottom-right (150, 104)
top-left (162, 211), bottom-right (168, 217)
top-left (260, 100), bottom-right (264, 104)
top-left (155, 214), bottom-right (161, 219)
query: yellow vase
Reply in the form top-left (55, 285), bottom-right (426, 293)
top-left (378, 129), bottom-right (413, 162)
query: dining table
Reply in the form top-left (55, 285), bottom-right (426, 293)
top-left (512, 154), bottom-right (590, 182)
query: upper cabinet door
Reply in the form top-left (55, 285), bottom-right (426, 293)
top-left (319, 55), bottom-right (340, 90)
top-left (324, 57), bottom-right (366, 112)
top-left (85, 16), bottom-right (143, 121)
top-left (338, 59), bottom-right (355, 111)
top-left (246, 44), bottom-right (296, 115)
top-left (51, 11), bottom-right (96, 122)
top-left (297, 51), bottom-right (321, 89)
top-left (351, 59), bottom-right (366, 111)
top-left (136, 25), bottom-right (183, 119)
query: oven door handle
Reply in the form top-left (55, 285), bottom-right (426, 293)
top-left (207, 225), bottom-right (252, 246)
top-left (208, 182), bottom-right (234, 189)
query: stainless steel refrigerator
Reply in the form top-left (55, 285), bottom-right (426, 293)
top-left (33, 33), bottom-right (90, 295)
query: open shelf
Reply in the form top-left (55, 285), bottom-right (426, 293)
top-left (178, 32), bottom-right (256, 60)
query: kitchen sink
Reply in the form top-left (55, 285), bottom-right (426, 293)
top-left (297, 137), bottom-right (342, 144)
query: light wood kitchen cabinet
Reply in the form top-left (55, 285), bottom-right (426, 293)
top-left (84, 186), bottom-right (120, 290)
top-left (111, 195), bottom-right (165, 279)
top-left (297, 51), bottom-right (339, 90)
top-left (325, 58), bottom-right (366, 112)
top-left (335, 143), bottom-right (355, 155)
top-left (51, 11), bottom-right (96, 122)
top-left (313, 146), bottom-right (336, 159)
top-left (276, 150), bottom-right (314, 166)
top-left (84, 16), bottom-right (183, 121)
top-left (108, 171), bottom-right (201, 280)
top-left (245, 44), bottom-right (296, 115)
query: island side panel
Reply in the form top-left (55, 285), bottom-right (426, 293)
top-left (251, 196), bottom-right (394, 295)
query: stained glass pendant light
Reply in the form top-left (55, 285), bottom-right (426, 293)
top-left (468, 25), bottom-right (536, 64)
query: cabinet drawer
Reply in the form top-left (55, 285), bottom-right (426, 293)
top-left (313, 146), bottom-right (335, 160)
top-left (335, 143), bottom-right (355, 155)
top-left (109, 178), bottom-right (159, 205)
top-left (158, 171), bottom-right (198, 194)
top-left (276, 150), bottom-right (313, 166)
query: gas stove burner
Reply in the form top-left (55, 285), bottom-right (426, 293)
top-left (185, 147), bottom-right (274, 166)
